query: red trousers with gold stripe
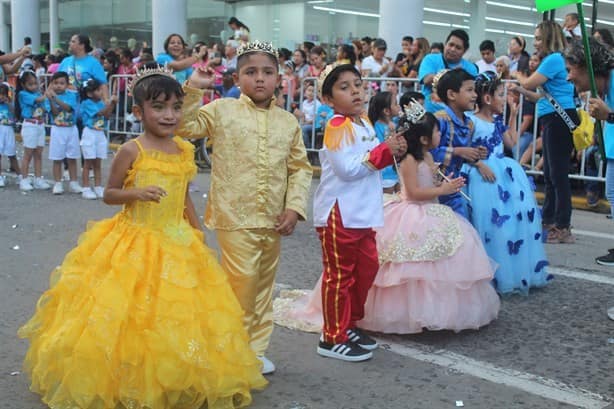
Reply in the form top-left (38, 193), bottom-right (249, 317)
top-left (316, 202), bottom-right (379, 345)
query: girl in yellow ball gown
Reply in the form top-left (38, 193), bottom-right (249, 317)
top-left (18, 70), bottom-right (267, 409)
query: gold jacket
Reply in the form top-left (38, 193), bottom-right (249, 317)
top-left (176, 87), bottom-right (313, 231)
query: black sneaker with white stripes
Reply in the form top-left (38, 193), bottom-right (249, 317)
top-left (346, 327), bottom-right (378, 350)
top-left (317, 340), bottom-right (373, 362)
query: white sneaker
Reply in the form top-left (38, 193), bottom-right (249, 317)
top-left (68, 181), bottom-right (83, 193)
top-left (257, 356), bottom-right (275, 375)
top-left (19, 178), bottom-right (33, 191)
top-left (82, 187), bottom-right (97, 200)
top-left (0, 175), bottom-right (5, 187)
top-left (33, 177), bottom-right (51, 190)
top-left (94, 186), bottom-right (105, 198)
top-left (52, 182), bottom-right (64, 195)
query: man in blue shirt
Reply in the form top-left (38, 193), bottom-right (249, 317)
top-left (419, 29), bottom-right (478, 113)
top-left (215, 68), bottom-right (240, 99)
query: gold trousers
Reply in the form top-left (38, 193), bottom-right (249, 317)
top-left (216, 229), bottom-right (281, 356)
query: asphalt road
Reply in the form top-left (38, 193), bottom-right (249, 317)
top-left (1, 156), bottom-right (613, 409)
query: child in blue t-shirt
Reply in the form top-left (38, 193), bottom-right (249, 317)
top-left (0, 83), bottom-right (18, 188)
top-left (16, 70), bottom-right (50, 191)
top-left (368, 91), bottom-right (401, 192)
top-left (79, 79), bottom-right (117, 200)
top-left (46, 71), bottom-right (82, 195)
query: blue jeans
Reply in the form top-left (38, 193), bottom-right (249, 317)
top-left (302, 124), bottom-right (315, 149)
top-left (607, 159), bottom-right (614, 218)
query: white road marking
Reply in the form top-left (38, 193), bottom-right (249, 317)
top-left (574, 229), bottom-right (614, 241)
top-left (376, 337), bottom-right (612, 409)
top-left (549, 266), bottom-right (614, 286)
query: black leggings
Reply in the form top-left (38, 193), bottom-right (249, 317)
top-left (540, 110), bottom-right (577, 229)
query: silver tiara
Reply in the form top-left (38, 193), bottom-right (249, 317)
top-left (236, 40), bottom-right (279, 59)
top-left (402, 99), bottom-right (426, 125)
top-left (127, 65), bottom-right (175, 93)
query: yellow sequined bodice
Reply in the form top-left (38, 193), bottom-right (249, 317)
top-left (122, 137), bottom-right (196, 236)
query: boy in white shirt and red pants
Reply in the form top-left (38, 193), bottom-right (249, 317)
top-left (313, 64), bottom-right (407, 362)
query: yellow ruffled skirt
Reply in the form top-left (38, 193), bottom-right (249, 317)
top-left (18, 213), bottom-right (267, 409)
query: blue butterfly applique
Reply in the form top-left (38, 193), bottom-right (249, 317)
top-left (507, 239), bottom-right (524, 255)
top-left (527, 208), bottom-right (535, 223)
top-left (505, 167), bottom-right (514, 181)
top-left (535, 260), bottom-right (549, 272)
top-left (498, 185), bottom-right (511, 203)
top-left (521, 279), bottom-right (528, 287)
top-left (546, 274), bottom-right (554, 281)
top-left (517, 212), bottom-right (523, 221)
top-left (534, 232), bottom-right (541, 241)
top-left (484, 232), bottom-right (491, 243)
top-left (520, 191), bottom-right (525, 201)
top-left (491, 209), bottom-right (511, 227)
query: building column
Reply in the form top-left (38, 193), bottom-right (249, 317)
top-left (152, 0), bottom-right (187, 56)
top-left (468, 0), bottom-right (487, 60)
top-left (49, 0), bottom-right (59, 53)
top-left (0, 1), bottom-right (9, 52)
top-left (378, 0), bottom-right (424, 59)
top-left (11, 0), bottom-right (39, 52)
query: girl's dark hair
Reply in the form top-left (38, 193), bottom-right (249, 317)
top-left (436, 68), bottom-right (475, 103)
top-left (595, 28), bottom-right (614, 48)
top-left (321, 64), bottom-right (361, 99)
top-left (120, 47), bottom-right (133, 60)
top-left (400, 91), bottom-right (425, 108)
top-left (33, 54), bottom-right (47, 70)
top-left (339, 44), bottom-right (356, 65)
top-left (163, 34), bottom-right (186, 54)
top-left (15, 70), bottom-right (37, 120)
top-left (0, 83), bottom-right (9, 96)
top-left (398, 112), bottom-right (439, 162)
top-left (228, 17), bottom-right (249, 32)
top-left (103, 51), bottom-right (120, 79)
top-left (474, 71), bottom-right (501, 109)
top-left (51, 71), bottom-right (69, 82)
top-left (132, 74), bottom-right (184, 107)
top-left (368, 91), bottom-right (393, 125)
top-left (80, 78), bottom-right (103, 100)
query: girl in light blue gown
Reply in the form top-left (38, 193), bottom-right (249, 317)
top-left (462, 71), bottom-right (551, 295)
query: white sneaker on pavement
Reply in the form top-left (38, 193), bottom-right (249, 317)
top-left (257, 356), bottom-right (275, 374)
top-left (94, 186), bottom-right (105, 198)
top-left (0, 175), bottom-right (5, 187)
top-left (68, 181), bottom-right (83, 193)
top-left (82, 187), bottom-right (97, 200)
top-left (19, 178), bottom-right (33, 191)
top-left (33, 177), bottom-right (51, 190)
top-left (52, 182), bottom-right (64, 195)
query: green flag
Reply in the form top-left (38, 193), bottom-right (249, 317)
top-left (535, 0), bottom-right (581, 12)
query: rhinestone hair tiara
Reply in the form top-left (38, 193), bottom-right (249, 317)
top-left (431, 68), bottom-right (450, 98)
top-left (401, 99), bottom-right (426, 125)
top-left (236, 40), bottom-right (279, 59)
top-left (127, 65), bottom-right (175, 93)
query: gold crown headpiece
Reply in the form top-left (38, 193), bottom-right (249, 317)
top-left (236, 40), bottom-right (279, 59)
top-left (317, 62), bottom-right (341, 97)
top-left (431, 68), bottom-right (450, 98)
top-left (401, 99), bottom-right (426, 126)
top-left (127, 65), bottom-right (175, 93)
